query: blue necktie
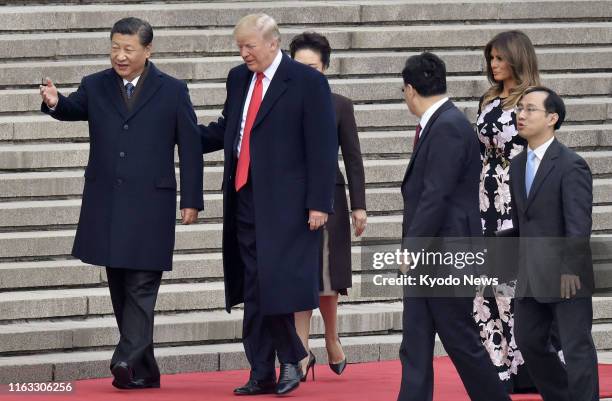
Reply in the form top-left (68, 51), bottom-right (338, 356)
top-left (125, 82), bottom-right (135, 99)
top-left (525, 150), bottom-right (537, 196)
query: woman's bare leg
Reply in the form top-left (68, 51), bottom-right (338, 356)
top-left (294, 310), bottom-right (313, 373)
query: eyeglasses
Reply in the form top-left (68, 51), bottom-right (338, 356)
top-left (514, 105), bottom-right (548, 115)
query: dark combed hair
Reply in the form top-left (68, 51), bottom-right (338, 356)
top-left (523, 86), bottom-right (566, 130)
top-left (288, 32), bottom-right (332, 69)
top-left (110, 17), bottom-right (154, 47)
top-left (402, 52), bottom-right (447, 97)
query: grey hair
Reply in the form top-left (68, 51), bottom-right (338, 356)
top-left (233, 13), bottom-right (281, 42)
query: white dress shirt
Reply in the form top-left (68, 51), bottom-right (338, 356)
top-left (123, 75), bottom-right (141, 89)
top-left (237, 50), bottom-right (283, 156)
top-left (528, 136), bottom-right (555, 174)
top-left (417, 96), bottom-right (449, 140)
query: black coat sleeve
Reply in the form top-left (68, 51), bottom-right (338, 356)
top-left (176, 82), bottom-right (204, 211)
top-left (199, 73), bottom-right (230, 154)
top-left (561, 157), bottom-right (593, 275)
top-left (303, 72), bottom-right (338, 214)
top-left (41, 77), bottom-right (88, 121)
top-left (337, 96), bottom-right (366, 211)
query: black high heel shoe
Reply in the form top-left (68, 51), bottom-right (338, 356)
top-left (328, 339), bottom-right (347, 375)
top-left (300, 350), bottom-right (316, 382)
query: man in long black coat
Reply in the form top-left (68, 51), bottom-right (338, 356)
top-left (39, 17), bottom-right (203, 390)
top-left (199, 14), bottom-right (337, 396)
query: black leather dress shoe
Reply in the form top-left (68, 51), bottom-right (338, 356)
top-left (110, 361), bottom-right (132, 388)
top-left (233, 378), bottom-right (276, 395)
top-left (275, 363), bottom-right (301, 395)
top-left (112, 377), bottom-right (160, 390)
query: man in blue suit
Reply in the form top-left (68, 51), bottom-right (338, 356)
top-left (199, 13), bottom-right (337, 396)
top-left (397, 53), bottom-right (510, 401)
top-left (39, 17), bottom-right (203, 390)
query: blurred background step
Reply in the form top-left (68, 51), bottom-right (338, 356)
top-left (0, 275), bottom-right (395, 321)
top-left (1, 152), bottom-right (611, 199)
top-left (1, 22), bottom-right (611, 60)
top-left (1, 185), bottom-right (611, 229)
top-left (3, 73), bottom-right (612, 114)
top-left (0, 333), bottom-right (411, 383)
top-left (2, 47), bottom-right (611, 88)
top-left (1, 212), bottom-right (612, 260)
top-left (1, 243), bottom-right (611, 291)
top-left (1, 1), bottom-right (610, 33)
top-left (2, 98), bottom-right (611, 142)
top-left (1, 123), bottom-right (610, 170)
top-left (0, 302), bottom-right (404, 354)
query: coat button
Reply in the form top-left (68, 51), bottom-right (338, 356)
top-left (123, 124), bottom-right (129, 130)
top-left (119, 152), bottom-right (126, 158)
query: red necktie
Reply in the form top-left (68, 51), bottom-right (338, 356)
top-left (235, 72), bottom-right (264, 191)
top-left (413, 123), bottom-right (422, 150)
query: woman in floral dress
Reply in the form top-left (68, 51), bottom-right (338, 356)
top-left (474, 30), bottom-right (541, 393)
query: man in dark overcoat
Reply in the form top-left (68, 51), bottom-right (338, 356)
top-left (199, 13), bottom-right (337, 396)
top-left (39, 17), bottom-right (203, 390)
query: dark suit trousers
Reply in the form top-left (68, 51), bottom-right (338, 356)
top-left (515, 297), bottom-right (599, 401)
top-left (106, 267), bottom-right (162, 380)
top-left (236, 181), bottom-right (307, 381)
top-left (398, 297), bottom-right (510, 401)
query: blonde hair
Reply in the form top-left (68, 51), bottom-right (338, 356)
top-left (233, 13), bottom-right (280, 43)
top-left (481, 30), bottom-right (540, 110)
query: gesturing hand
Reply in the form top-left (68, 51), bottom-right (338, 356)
top-left (308, 210), bottom-right (328, 231)
top-left (40, 77), bottom-right (59, 108)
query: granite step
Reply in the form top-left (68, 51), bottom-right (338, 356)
top-left (1, 0), bottom-right (610, 32)
top-left (2, 46), bottom-right (610, 88)
top-left (1, 22), bottom-right (611, 60)
top-left (1, 214), bottom-right (612, 260)
top-left (1, 123), bottom-right (610, 170)
top-left (0, 302), bottom-right (404, 354)
top-left (0, 275), bottom-right (397, 321)
top-left (1, 246), bottom-right (611, 291)
top-left (0, 183), bottom-right (610, 229)
top-left (1, 319), bottom-right (612, 383)
top-left (1, 151), bottom-right (611, 199)
top-left (0, 332), bottom-right (408, 383)
top-left (2, 98), bottom-right (611, 142)
top-left (3, 73), bottom-right (612, 114)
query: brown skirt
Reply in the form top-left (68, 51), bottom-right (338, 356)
top-left (319, 184), bottom-right (352, 295)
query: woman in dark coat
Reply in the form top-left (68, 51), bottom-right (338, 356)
top-left (289, 32), bottom-right (367, 379)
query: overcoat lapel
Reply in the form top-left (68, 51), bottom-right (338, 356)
top-left (125, 62), bottom-right (164, 121)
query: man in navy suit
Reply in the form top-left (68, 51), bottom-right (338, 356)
top-left (39, 17), bottom-right (203, 390)
top-left (510, 87), bottom-right (598, 401)
top-left (199, 13), bottom-right (337, 396)
top-left (397, 52), bottom-right (510, 401)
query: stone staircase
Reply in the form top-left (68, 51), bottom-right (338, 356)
top-left (0, 0), bottom-right (611, 384)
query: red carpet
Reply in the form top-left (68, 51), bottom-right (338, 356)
top-left (2, 357), bottom-right (612, 401)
